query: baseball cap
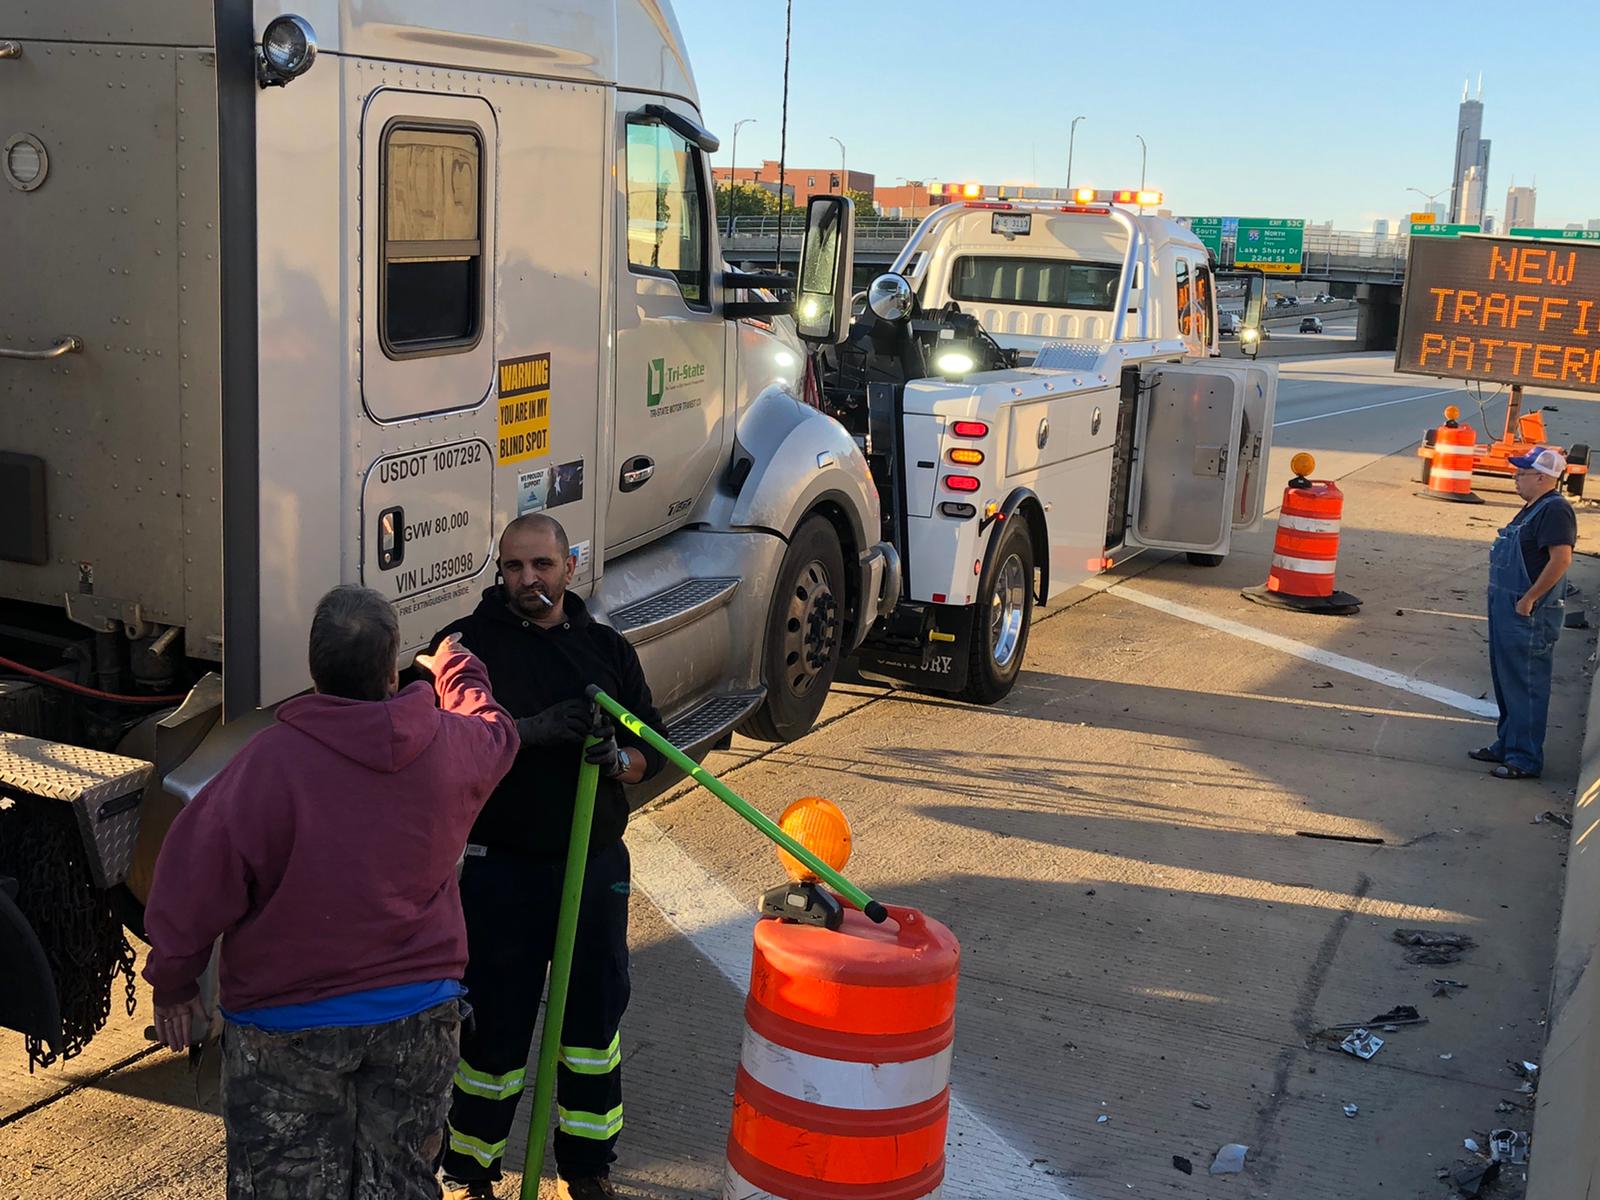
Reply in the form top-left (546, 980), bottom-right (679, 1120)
top-left (1508, 446), bottom-right (1567, 478)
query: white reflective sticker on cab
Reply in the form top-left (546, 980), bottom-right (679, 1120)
top-left (362, 439), bottom-right (494, 601)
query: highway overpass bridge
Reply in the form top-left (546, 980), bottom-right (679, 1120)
top-left (723, 217), bottom-right (1410, 349)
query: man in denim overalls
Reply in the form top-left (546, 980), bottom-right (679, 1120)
top-left (1469, 447), bottom-right (1577, 780)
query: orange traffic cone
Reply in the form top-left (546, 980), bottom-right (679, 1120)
top-left (1242, 453), bottom-right (1362, 615)
top-left (1422, 407), bottom-right (1485, 504)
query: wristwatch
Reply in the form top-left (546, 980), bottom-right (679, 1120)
top-left (613, 748), bottom-right (634, 779)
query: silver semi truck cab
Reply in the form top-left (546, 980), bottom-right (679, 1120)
top-left (0, 2), bottom-right (892, 1064)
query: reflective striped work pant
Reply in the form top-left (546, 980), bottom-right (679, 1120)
top-left (443, 840), bottom-right (631, 1184)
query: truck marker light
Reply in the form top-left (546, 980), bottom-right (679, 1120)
top-left (961, 200), bottom-right (1012, 210)
top-left (947, 448), bottom-right (984, 466)
top-left (973, 559), bottom-right (982, 576)
top-left (951, 420), bottom-right (989, 438)
top-left (932, 592), bottom-right (947, 603)
top-left (1058, 205), bottom-right (1111, 216)
top-left (940, 501), bottom-right (977, 519)
top-left (944, 474), bottom-right (980, 492)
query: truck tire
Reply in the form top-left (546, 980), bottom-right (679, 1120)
top-left (960, 515), bottom-right (1034, 704)
top-left (740, 515), bottom-right (846, 743)
top-left (1566, 444), bottom-right (1589, 497)
top-left (1186, 552), bottom-right (1224, 567)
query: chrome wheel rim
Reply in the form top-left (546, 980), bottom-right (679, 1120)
top-left (783, 559), bottom-right (838, 697)
top-left (988, 552), bottom-right (1026, 668)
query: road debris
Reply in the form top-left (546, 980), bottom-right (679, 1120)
top-left (1392, 928), bottom-right (1477, 964)
top-left (1209, 1144), bottom-right (1248, 1175)
top-left (1172, 1155), bottom-right (1193, 1175)
top-left (1495, 1100), bottom-right (1521, 1114)
top-left (1440, 1052), bottom-right (1454, 1060)
top-left (1340, 1029), bottom-right (1385, 1060)
top-left (1096, 1115), bottom-right (1108, 1124)
top-left (1534, 810), bottom-right (1573, 828)
top-left (1444, 1160), bottom-right (1500, 1197)
top-left (1191, 1098), bottom-right (1211, 1110)
top-left (1463, 1138), bottom-right (1481, 1154)
top-left (1342, 1102), bottom-right (1359, 1118)
top-left (1432, 979), bottom-right (1469, 998)
top-left (1488, 1129), bottom-right (1530, 1165)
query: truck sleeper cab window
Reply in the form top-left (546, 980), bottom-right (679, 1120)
top-left (948, 256), bottom-right (1121, 311)
top-left (625, 122), bottom-right (709, 308)
top-left (381, 123), bottom-right (484, 355)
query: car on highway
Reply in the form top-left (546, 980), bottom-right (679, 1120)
top-left (1300, 316), bottom-right (1324, 333)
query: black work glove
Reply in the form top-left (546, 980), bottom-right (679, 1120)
top-left (516, 699), bottom-right (593, 748)
top-left (583, 718), bottom-right (628, 779)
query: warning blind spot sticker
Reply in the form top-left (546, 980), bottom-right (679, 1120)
top-left (497, 353), bottom-right (552, 464)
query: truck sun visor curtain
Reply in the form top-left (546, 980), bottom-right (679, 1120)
top-left (632, 104), bottom-right (720, 154)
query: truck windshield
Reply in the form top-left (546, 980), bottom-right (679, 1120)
top-left (948, 256), bottom-right (1121, 311)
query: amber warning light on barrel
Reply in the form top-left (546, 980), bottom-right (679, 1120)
top-left (776, 797), bottom-right (852, 883)
top-left (1290, 452), bottom-right (1316, 478)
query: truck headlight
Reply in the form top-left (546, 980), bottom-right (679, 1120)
top-left (258, 15), bottom-right (317, 87)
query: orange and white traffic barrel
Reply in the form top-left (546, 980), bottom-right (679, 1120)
top-left (1423, 407), bottom-right (1484, 504)
top-left (724, 903), bottom-right (961, 1200)
top-left (1242, 454), bottom-right (1361, 615)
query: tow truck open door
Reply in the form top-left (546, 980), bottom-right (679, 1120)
top-left (1232, 363), bottom-right (1279, 530)
top-left (1125, 363), bottom-right (1249, 555)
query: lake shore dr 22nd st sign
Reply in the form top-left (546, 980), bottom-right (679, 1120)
top-left (1396, 235), bottom-right (1600, 394)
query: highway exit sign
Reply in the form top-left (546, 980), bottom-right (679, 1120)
top-left (1411, 223), bottom-right (1480, 237)
top-left (1510, 227), bottom-right (1600, 242)
top-left (1186, 217), bottom-right (1223, 257)
top-left (1234, 218), bottom-right (1305, 273)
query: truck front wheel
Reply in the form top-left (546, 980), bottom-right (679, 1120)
top-left (960, 515), bottom-right (1035, 704)
top-left (740, 515), bottom-right (846, 743)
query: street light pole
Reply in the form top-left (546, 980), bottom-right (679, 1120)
top-left (726, 117), bottom-right (756, 238)
top-left (1066, 115), bottom-right (1085, 193)
top-left (829, 135), bottom-right (846, 195)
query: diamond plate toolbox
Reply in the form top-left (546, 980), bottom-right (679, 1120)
top-left (0, 732), bottom-right (154, 889)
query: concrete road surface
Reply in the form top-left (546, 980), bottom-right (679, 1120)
top-left (5, 350), bottom-right (1596, 1199)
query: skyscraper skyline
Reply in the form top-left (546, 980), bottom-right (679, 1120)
top-left (1449, 76), bottom-right (1490, 225)
top-left (1505, 184), bottom-right (1536, 231)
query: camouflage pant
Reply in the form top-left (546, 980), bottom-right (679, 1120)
top-left (221, 1001), bottom-right (461, 1199)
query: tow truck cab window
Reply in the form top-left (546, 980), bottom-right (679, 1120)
top-left (948, 256), bottom-right (1121, 311)
top-left (625, 122), bottom-right (709, 308)
top-left (1174, 257), bottom-right (1193, 336)
top-left (381, 125), bottom-right (484, 354)
top-left (1195, 263), bottom-right (1214, 345)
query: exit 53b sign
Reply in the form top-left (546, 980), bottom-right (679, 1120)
top-left (1397, 235), bottom-right (1600, 393)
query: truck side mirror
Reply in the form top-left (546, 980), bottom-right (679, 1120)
top-left (794, 195), bottom-right (855, 344)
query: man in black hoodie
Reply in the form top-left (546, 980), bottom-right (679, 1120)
top-left (434, 513), bottom-right (665, 1200)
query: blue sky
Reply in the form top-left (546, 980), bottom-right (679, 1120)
top-left (674, 0), bottom-right (1600, 231)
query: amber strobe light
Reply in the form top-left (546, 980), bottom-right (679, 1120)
top-left (776, 797), bottom-right (853, 882)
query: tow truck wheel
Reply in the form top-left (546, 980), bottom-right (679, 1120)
top-left (1186, 552), bottom-right (1225, 567)
top-left (1566, 444), bottom-right (1589, 497)
top-left (960, 515), bottom-right (1035, 705)
top-left (740, 515), bottom-right (846, 743)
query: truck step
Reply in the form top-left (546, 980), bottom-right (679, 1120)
top-left (610, 577), bottom-right (740, 646)
top-left (664, 690), bottom-right (765, 754)
top-left (0, 733), bottom-right (152, 889)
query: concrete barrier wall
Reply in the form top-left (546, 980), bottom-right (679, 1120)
top-left (1527, 662), bottom-right (1600, 1198)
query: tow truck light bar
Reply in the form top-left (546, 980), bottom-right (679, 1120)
top-left (1073, 187), bottom-right (1163, 207)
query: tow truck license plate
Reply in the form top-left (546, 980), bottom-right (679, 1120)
top-left (992, 212), bottom-right (1032, 237)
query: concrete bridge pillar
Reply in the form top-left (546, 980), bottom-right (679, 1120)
top-left (1355, 283), bottom-right (1402, 351)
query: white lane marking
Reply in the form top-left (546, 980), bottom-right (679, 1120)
top-left (1087, 581), bottom-right (1496, 718)
top-left (1273, 386), bottom-right (1462, 428)
top-left (628, 817), bottom-right (1075, 1200)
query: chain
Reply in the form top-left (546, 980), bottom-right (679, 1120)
top-left (0, 794), bottom-right (136, 1071)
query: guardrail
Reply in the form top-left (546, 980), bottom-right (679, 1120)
top-left (723, 214), bottom-right (1419, 278)
top-left (726, 215), bottom-right (919, 241)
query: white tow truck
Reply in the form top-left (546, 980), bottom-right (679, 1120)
top-left (822, 196), bottom-right (1280, 699)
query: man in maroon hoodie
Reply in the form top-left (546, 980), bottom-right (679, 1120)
top-left (143, 584), bottom-right (519, 1200)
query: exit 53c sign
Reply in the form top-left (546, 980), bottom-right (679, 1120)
top-left (1397, 235), bottom-right (1600, 394)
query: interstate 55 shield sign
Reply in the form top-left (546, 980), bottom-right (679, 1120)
top-left (1397, 234), bottom-right (1600, 394)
